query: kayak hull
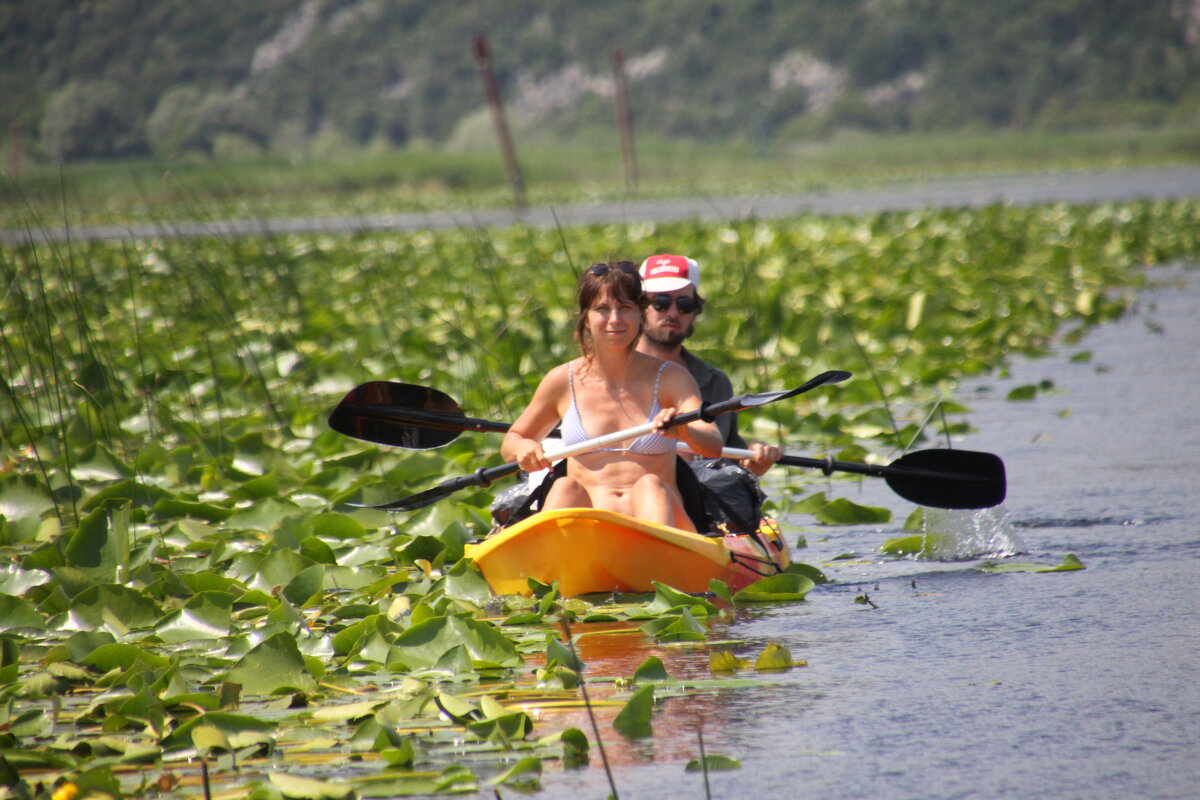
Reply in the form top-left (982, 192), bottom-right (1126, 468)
top-left (463, 508), bottom-right (791, 597)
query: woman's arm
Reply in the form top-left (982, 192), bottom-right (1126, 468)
top-left (654, 363), bottom-right (724, 458)
top-left (501, 364), bottom-right (568, 472)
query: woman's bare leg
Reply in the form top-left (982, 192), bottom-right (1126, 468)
top-left (629, 474), bottom-right (696, 531)
top-left (542, 475), bottom-right (592, 510)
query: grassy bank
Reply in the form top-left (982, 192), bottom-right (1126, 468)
top-left (3, 126), bottom-right (1198, 228)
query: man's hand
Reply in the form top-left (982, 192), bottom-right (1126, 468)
top-left (740, 441), bottom-right (782, 476)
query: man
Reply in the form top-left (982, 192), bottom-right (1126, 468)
top-left (637, 253), bottom-right (782, 476)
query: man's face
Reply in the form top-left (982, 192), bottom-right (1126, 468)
top-left (643, 286), bottom-right (699, 349)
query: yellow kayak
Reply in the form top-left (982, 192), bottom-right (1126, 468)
top-left (463, 508), bottom-right (791, 597)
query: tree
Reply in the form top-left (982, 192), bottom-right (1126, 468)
top-left (38, 80), bottom-right (146, 161)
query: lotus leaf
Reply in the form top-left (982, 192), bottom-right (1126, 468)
top-left (639, 608), bottom-right (707, 642)
top-left (283, 563), bottom-right (326, 606)
top-left (68, 584), bottom-right (162, 632)
top-left (0, 595), bottom-right (44, 630)
top-left (161, 711), bottom-right (277, 751)
top-left (0, 482), bottom-right (56, 544)
top-left (633, 656), bottom-right (671, 684)
top-left (558, 727), bottom-right (590, 766)
top-left (647, 581), bottom-right (718, 616)
top-left (426, 643), bottom-right (474, 677)
top-left (755, 641), bottom-right (806, 670)
top-left (544, 633), bottom-right (583, 672)
top-left (223, 498), bottom-right (303, 531)
top-left (63, 504), bottom-right (131, 582)
top-left (613, 685), bottom-right (655, 739)
top-left (487, 755), bottom-right (542, 786)
top-left (155, 600), bottom-right (233, 642)
top-left (685, 754), bottom-right (743, 771)
top-left (225, 631), bottom-right (318, 695)
top-left (707, 578), bottom-right (733, 604)
top-left (467, 709), bottom-right (532, 742)
top-left (709, 650), bottom-right (752, 674)
top-left (815, 498), bottom-right (893, 525)
top-left (443, 558), bottom-right (491, 606)
top-left (977, 553), bottom-right (1085, 573)
top-left (355, 765), bottom-right (477, 796)
top-left (733, 573), bottom-right (815, 604)
top-left (79, 478), bottom-right (170, 511)
top-left (270, 772), bottom-right (356, 800)
top-left (783, 561), bottom-right (829, 583)
top-left (81, 643), bottom-right (170, 672)
top-left (391, 615), bottom-right (522, 670)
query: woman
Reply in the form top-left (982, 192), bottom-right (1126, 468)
top-left (501, 261), bottom-right (724, 531)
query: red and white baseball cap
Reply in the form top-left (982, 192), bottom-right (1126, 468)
top-left (639, 254), bottom-right (700, 293)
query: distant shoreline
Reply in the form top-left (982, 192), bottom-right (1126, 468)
top-left (4, 164), bottom-right (1199, 246)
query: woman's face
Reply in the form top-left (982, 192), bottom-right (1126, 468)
top-left (587, 287), bottom-right (642, 348)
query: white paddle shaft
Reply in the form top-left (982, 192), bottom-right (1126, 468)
top-left (541, 436), bottom-right (751, 461)
top-left (541, 421), bottom-right (659, 461)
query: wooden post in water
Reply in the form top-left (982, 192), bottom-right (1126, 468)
top-left (472, 35), bottom-right (527, 209)
top-left (611, 49), bottom-right (637, 193)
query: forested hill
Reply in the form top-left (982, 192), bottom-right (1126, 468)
top-left (4, 0), bottom-right (1199, 163)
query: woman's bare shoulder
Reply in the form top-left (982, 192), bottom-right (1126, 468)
top-left (535, 360), bottom-right (574, 395)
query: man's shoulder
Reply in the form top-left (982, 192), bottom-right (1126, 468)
top-left (680, 348), bottom-right (734, 398)
top-left (681, 348), bottom-right (730, 378)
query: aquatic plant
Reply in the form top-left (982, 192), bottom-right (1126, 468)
top-left (0, 199), bottom-right (1196, 795)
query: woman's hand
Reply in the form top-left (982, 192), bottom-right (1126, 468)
top-left (652, 406), bottom-right (682, 439)
top-left (513, 439), bottom-right (551, 472)
top-left (653, 407), bottom-right (721, 456)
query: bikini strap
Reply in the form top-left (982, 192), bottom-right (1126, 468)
top-left (651, 360), bottom-right (670, 413)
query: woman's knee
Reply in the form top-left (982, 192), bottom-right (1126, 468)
top-left (631, 473), bottom-right (670, 498)
top-left (544, 476), bottom-right (591, 509)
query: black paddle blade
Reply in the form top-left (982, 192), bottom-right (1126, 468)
top-left (886, 449), bottom-right (1007, 509)
top-left (328, 381), bottom-right (465, 449)
top-left (773, 369), bottom-right (853, 401)
top-left (701, 370), bottom-right (852, 419)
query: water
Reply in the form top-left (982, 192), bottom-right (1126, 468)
top-left (538, 264), bottom-right (1200, 799)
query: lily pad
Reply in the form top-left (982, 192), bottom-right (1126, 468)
top-left (732, 573), bottom-right (814, 604)
top-left (487, 755), bottom-right (542, 787)
top-left (0, 594), bottom-right (45, 630)
top-left (270, 772), bottom-right (356, 800)
top-left (390, 614), bottom-right (522, 670)
top-left (225, 631), bottom-right (318, 695)
top-left (815, 498), bottom-right (892, 525)
top-left (977, 553), bottom-right (1085, 573)
top-left (685, 754), bottom-right (742, 771)
top-left (613, 685), bottom-right (655, 739)
top-left (633, 656), bottom-right (671, 684)
top-left (754, 641), bottom-right (806, 671)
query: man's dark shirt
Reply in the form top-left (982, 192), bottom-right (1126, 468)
top-left (679, 347), bottom-right (748, 449)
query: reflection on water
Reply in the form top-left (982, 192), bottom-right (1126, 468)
top-left (526, 625), bottom-right (749, 769)
top-left (918, 505), bottom-right (1027, 560)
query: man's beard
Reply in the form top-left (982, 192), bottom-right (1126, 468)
top-left (644, 320), bottom-right (694, 349)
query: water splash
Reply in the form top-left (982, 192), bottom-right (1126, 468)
top-left (917, 505), bottom-right (1027, 560)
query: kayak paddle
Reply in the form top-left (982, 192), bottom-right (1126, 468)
top-left (329, 375), bottom-right (1006, 509)
top-left (350, 370), bottom-right (851, 511)
top-left (700, 445), bottom-right (1005, 510)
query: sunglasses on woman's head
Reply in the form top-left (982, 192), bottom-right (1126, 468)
top-left (587, 262), bottom-right (640, 278)
top-left (650, 293), bottom-right (698, 314)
